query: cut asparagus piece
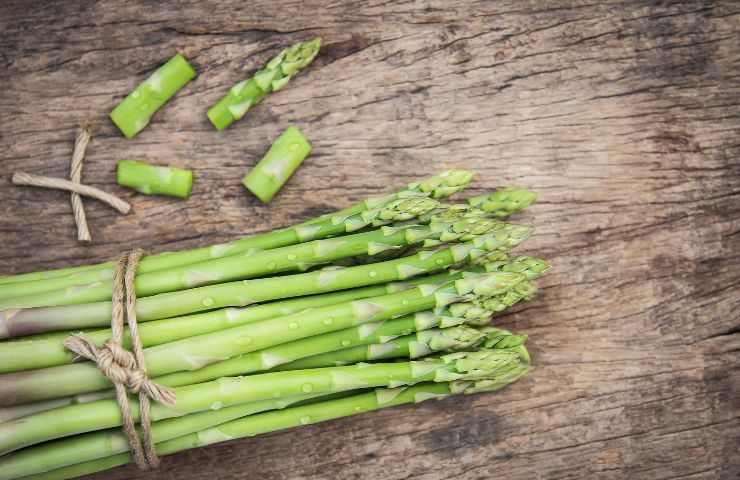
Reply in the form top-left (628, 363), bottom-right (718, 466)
top-left (110, 53), bottom-right (196, 139)
top-left (208, 38), bottom-right (321, 131)
top-left (116, 160), bottom-right (193, 199)
top-left (0, 270), bottom-right (462, 373)
top-left (0, 271), bottom-right (525, 406)
top-left (0, 226), bottom-right (531, 338)
top-left (242, 126), bottom-right (311, 203)
top-left (0, 170), bottom-right (472, 289)
top-left (0, 195), bottom-right (439, 304)
top-left (0, 346), bottom-right (530, 455)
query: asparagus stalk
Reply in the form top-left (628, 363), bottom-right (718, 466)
top-left (110, 53), bottom-right (196, 139)
top-left (3, 206), bottom-right (508, 309)
top-left (0, 346), bottom-right (529, 456)
top-left (207, 38), bottom-right (321, 131)
top-left (0, 226), bottom-right (531, 338)
top-left (0, 271), bottom-right (525, 406)
top-left (0, 276), bottom-right (538, 422)
top-left (299, 169), bottom-right (475, 226)
top-left (0, 326), bottom-right (525, 479)
top-left (242, 126), bottom-right (311, 203)
top-left (0, 270), bottom-right (463, 373)
top-left (16, 369), bottom-right (531, 480)
top-left (0, 170), bottom-right (473, 288)
top-left (116, 160), bottom-right (193, 199)
top-left (468, 187), bottom-right (537, 218)
top-left (0, 194), bottom-right (444, 304)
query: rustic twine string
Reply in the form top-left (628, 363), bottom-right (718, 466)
top-left (64, 249), bottom-right (175, 469)
top-left (12, 172), bottom-right (131, 214)
top-left (70, 127), bottom-right (92, 242)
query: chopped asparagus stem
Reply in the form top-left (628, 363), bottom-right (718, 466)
top-left (242, 126), bottom-right (311, 203)
top-left (116, 160), bottom-right (193, 199)
top-left (110, 53), bottom-right (196, 139)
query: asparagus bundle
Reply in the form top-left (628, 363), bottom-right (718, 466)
top-left (0, 171), bottom-right (546, 480)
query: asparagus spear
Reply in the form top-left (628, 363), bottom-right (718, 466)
top-left (0, 226), bottom-right (531, 338)
top-left (15, 368), bottom-right (530, 480)
top-left (116, 160), bottom-right (193, 199)
top-left (468, 187), bottom-right (537, 218)
top-left (0, 271), bottom-right (525, 406)
top-left (110, 53), bottom-right (196, 139)
top-left (242, 126), bottom-right (311, 203)
top-left (0, 195), bottom-right (440, 303)
top-left (207, 38), bottom-right (321, 131)
top-left (3, 209), bottom-right (511, 308)
top-left (0, 170), bottom-right (473, 288)
top-left (0, 326), bottom-right (524, 479)
top-left (0, 346), bottom-right (529, 456)
top-left (0, 270), bottom-right (463, 373)
top-left (299, 169), bottom-right (474, 226)
top-left (0, 273), bottom-right (537, 421)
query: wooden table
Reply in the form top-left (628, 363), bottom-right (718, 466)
top-left (1, 1), bottom-right (739, 479)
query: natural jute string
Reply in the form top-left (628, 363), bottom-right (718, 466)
top-left (64, 249), bottom-right (175, 469)
top-left (12, 172), bottom-right (131, 214)
top-left (70, 127), bottom-right (93, 242)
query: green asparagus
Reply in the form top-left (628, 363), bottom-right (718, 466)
top-left (0, 226), bottom-right (531, 338)
top-left (0, 194), bottom-right (440, 304)
top-left (0, 170), bottom-right (473, 291)
top-left (468, 187), bottom-right (537, 218)
top-left (116, 160), bottom-right (193, 199)
top-left (3, 206), bottom-right (512, 308)
top-left (208, 38), bottom-right (321, 131)
top-left (0, 346), bottom-right (529, 455)
top-left (0, 271), bottom-right (525, 405)
top-left (110, 53), bottom-right (196, 139)
top-left (0, 269), bottom-right (464, 373)
top-left (242, 126), bottom-right (311, 203)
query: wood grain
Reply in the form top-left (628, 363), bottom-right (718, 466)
top-left (1, 0), bottom-right (739, 479)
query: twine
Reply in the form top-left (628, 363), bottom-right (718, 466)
top-left (70, 127), bottom-right (92, 242)
top-left (12, 172), bottom-right (131, 214)
top-left (64, 250), bottom-right (175, 469)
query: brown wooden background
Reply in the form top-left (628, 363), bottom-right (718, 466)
top-left (1, 1), bottom-right (739, 479)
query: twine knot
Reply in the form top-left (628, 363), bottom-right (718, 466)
top-left (64, 249), bottom-right (174, 469)
top-left (64, 335), bottom-right (176, 406)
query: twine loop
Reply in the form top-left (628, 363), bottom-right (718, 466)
top-left (64, 249), bottom-right (175, 469)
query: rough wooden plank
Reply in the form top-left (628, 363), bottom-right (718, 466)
top-left (0, 0), bottom-right (739, 479)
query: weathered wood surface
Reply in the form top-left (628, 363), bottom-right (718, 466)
top-left (1, 1), bottom-right (739, 479)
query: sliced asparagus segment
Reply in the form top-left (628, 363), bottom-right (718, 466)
top-left (116, 160), bottom-right (193, 199)
top-left (242, 126), bottom-right (311, 203)
top-left (110, 53), bottom-right (196, 139)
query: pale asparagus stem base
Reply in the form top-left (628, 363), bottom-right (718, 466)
top-left (0, 227), bottom-right (532, 338)
top-left (0, 347), bottom-right (530, 455)
top-left (0, 170), bottom-right (474, 287)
